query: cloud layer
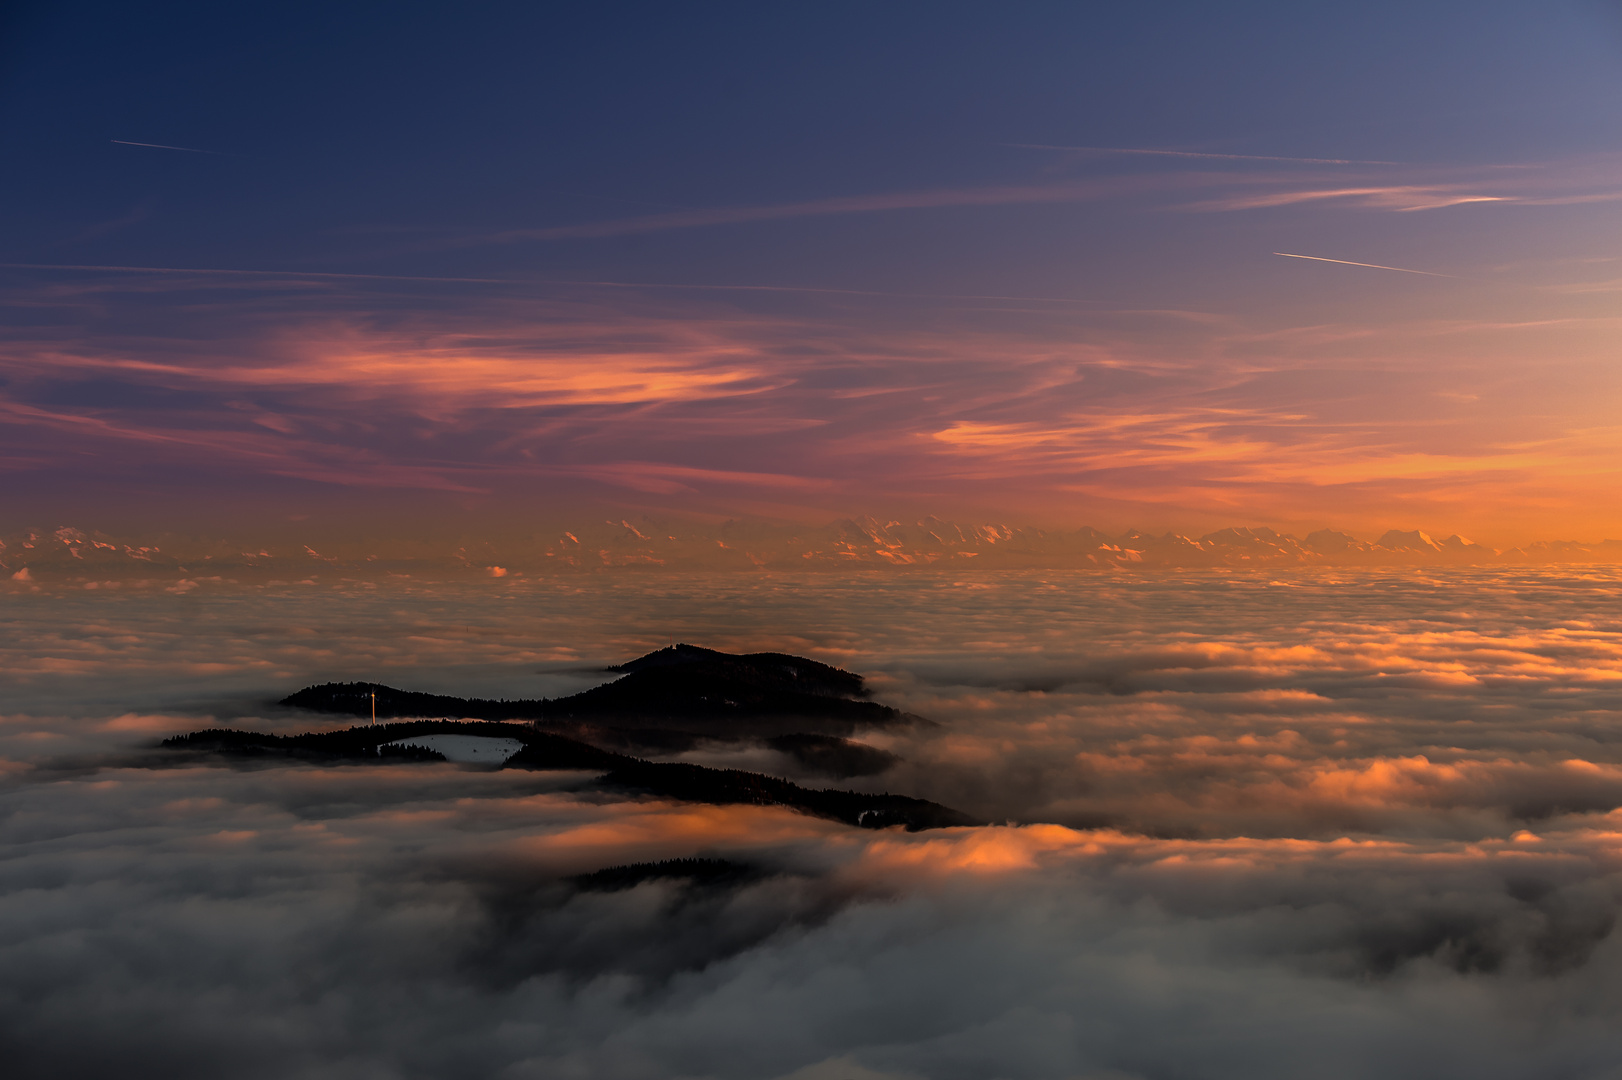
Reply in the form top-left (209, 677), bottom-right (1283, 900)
top-left (6, 569), bottom-right (1622, 1076)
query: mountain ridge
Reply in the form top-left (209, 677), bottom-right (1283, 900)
top-left (280, 644), bottom-right (916, 743)
top-left (8, 518), bottom-right (1622, 581)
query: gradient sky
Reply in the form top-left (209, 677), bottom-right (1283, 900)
top-left (5, 1), bottom-right (1622, 543)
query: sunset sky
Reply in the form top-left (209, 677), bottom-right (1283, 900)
top-left (6, 2), bottom-right (1622, 544)
top-left (15, 10), bottom-right (1622, 1075)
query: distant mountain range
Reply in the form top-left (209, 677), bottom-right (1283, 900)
top-left (7, 518), bottom-right (1622, 582)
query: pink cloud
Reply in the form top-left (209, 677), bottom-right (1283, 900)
top-left (5, 173), bottom-right (1622, 543)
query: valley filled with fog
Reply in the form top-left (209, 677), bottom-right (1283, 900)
top-left (6, 568), bottom-right (1622, 1079)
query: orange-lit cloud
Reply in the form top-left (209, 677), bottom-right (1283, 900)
top-left (8, 157), bottom-right (1622, 542)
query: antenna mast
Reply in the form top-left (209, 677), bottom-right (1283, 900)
top-left (371, 690), bottom-right (376, 727)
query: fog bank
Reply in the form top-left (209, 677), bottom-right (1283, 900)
top-left (6, 567), bottom-right (1622, 1077)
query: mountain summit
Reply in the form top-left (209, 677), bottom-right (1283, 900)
top-left (282, 645), bottom-right (915, 744)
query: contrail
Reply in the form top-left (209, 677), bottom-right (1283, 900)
top-left (111, 139), bottom-right (224, 155)
top-left (1006, 144), bottom-right (1402, 166)
top-left (1272, 252), bottom-right (1451, 277)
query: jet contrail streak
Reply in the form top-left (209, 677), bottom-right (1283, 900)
top-left (111, 139), bottom-right (224, 155)
top-left (1006, 144), bottom-right (1402, 165)
top-left (1272, 252), bottom-right (1452, 277)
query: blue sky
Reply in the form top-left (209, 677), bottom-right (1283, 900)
top-left (9, 2), bottom-right (1619, 281)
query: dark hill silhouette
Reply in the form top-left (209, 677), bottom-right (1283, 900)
top-left (209, 647), bottom-right (969, 828)
top-left (163, 717), bottom-right (974, 831)
top-left (278, 683), bottom-right (543, 723)
top-left (608, 644), bottom-right (865, 697)
top-left (161, 719), bottom-right (509, 761)
top-left (163, 720), bottom-right (631, 770)
top-left (597, 760), bottom-right (980, 829)
top-left (280, 644), bottom-right (919, 741)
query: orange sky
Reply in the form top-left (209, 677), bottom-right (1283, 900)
top-left (6, 229), bottom-right (1622, 546)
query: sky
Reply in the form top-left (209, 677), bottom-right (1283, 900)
top-left (5, 2), bottom-right (1622, 544)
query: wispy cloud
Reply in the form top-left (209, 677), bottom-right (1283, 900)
top-left (1187, 186), bottom-right (1508, 212)
top-left (333, 152), bottom-right (1622, 256)
top-left (465, 167), bottom-right (1601, 248)
top-left (0, 263), bottom-right (1110, 305)
top-left (540, 461), bottom-right (835, 496)
top-left (483, 181), bottom-right (1139, 242)
top-left (3, 262), bottom-right (1621, 536)
top-left (1004, 143), bottom-right (1404, 165)
top-left (0, 262), bottom-right (517, 285)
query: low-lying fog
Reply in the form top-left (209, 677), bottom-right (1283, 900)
top-left (6, 568), bottom-right (1622, 1079)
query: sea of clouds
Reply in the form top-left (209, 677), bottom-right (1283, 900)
top-left (6, 568), bottom-right (1622, 1079)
